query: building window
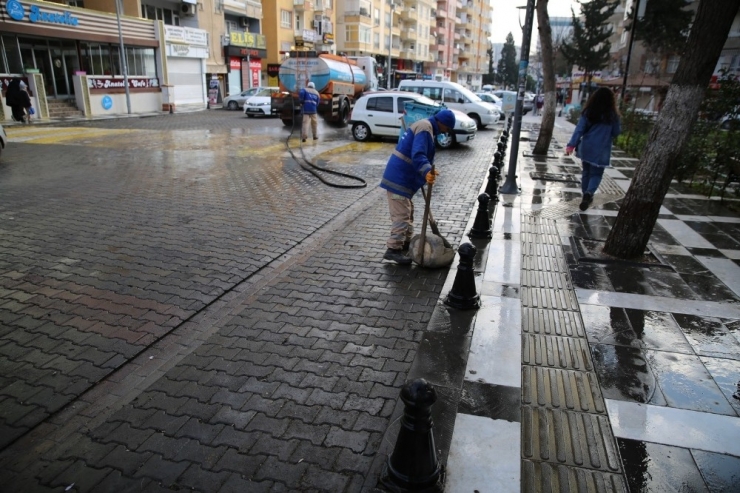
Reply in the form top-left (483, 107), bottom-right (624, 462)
top-left (345, 25), bottom-right (358, 43)
top-left (374, 32), bottom-right (380, 49)
top-left (385, 12), bottom-right (391, 28)
top-left (281, 10), bottom-right (292, 29)
top-left (67, 0), bottom-right (84, 7)
top-left (360, 26), bottom-right (371, 44)
top-left (141, 4), bottom-right (179, 26)
top-left (666, 56), bottom-right (679, 74)
top-left (644, 58), bottom-right (659, 74)
top-left (296, 14), bottom-right (301, 31)
top-left (385, 34), bottom-right (390, 49)
top-left (374, 8), bottom-right (380, 26)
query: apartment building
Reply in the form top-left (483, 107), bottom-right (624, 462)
top-left (261, 0), bottom-right (336, 88)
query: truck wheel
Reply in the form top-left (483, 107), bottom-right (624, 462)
top-left (352, 123), bottom-right (371, 142)
top-left (339, 100), bottom-right (350, 127)
top-left (282, 119), bottom-right (293, 127)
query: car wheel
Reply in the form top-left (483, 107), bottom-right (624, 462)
top-left (282, 119), bottom-right (293, 127)
top-left (469, 114), bottom-right (482, 129)
top-left (246, 114), bottom-right (254, 118)
top-left (227, 101), bottom-right (238, 111)
top-left (352, 123), bottom-right (371, 142)
top-left (436, 132), bottom-right (455, 149)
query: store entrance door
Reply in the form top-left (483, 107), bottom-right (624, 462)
top-left (49, 40), bottom-right (79, 98)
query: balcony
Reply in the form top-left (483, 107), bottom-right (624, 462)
top-left (454, 31), bottom-right (461, 40)
top-left (400, 29), bottom-right (416, 42)
top-left (313, 0), bottom-right (332, 14)
top-left (293, 0), bottom-right (312, 11)
top-left (459, 1), bottom-right (474, 14)
top-left (401, 8), bottom-right (418, 21)
top-left (458, 51), bottom-right (470, 60)
top-left (451, 62), bottom-right (459, 70)
top-left (399, 49), bottom-right (413, 59)
top-left (452, 47), bottom-right (459, 55)
top-left (391, 24), bottom-right (401, 36)
top-left (435, 8), bottom-right (447, 19)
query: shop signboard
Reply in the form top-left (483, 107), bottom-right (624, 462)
top-left (249, 60), bottom-right (261, 88)
top-left (87, 77), bottom-right (159, 93)
top-left (5, 0), bottom-right (80, 26)
top-left (229, 31), bottom-right (266, 50)
top-left (164, 25), bottom-right (208, 47)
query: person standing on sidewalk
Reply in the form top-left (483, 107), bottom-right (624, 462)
top-left (565, 87), bottom-right (621, 211)
top-left (535, 94), bottom-right (544, 116)
top-left (6, 78), bottom-right (32, 123)
top-left (379, 109), bottom-right (455, 264)
top-left (299, 80), bottom-right (320, 142)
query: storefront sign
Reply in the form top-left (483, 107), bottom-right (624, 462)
top-left (322, 33), bottom-right (334, 44)
top-left (229, 31), bottom-right (266, 50)
top-left (225, 46), bottom-right (267, 59)
top-left (164, 25), bottom-right (207, 46)
top-left (5, 0), bottom-right (80, 26)
top-left (229, 57), bottom-right (241, 70)
top-left (267, 64), bottom-right (280, 78)
top-left (87, 77), bottom-right (160, 93)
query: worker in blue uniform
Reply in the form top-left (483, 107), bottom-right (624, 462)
top-left (299, 80), bottom-right (321, 142)
top-left (379, 109), bottom-right (456, 264)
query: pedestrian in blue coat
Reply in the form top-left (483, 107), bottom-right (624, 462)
top-left (299, 80), bottom-right (320, 142)
top-left (379, 109), bottom-right (455, 264)
top-left (565, 87), bottom-right (621, 211)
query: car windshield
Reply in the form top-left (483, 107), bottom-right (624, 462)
top-left (255, 89), bottom-right (273, 97)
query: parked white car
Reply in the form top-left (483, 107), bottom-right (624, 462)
top-left (397, 80), bottom-right (501, 128)
top-left (223, 87), bottom-right (268, 110)
top-left (349, 91), bottom-right (477, 149)
top-left (0, 124), bottom-right (6, 158)
top-left (243, 87), bottom-right (280, 117)
top-left (475, 92), bottom-right (505, 120)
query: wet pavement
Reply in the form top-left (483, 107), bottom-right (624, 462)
top-left (1, 109), bottom-right (739, 491)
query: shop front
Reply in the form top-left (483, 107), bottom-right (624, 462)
top-left (0, 0), bottom-right (162, 119)
top-left (159, 24), bottom-right (208, 111)
top-left (224, 31), bottom-right (266, 96)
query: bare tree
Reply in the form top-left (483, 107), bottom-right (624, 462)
top-left (533, 0), bottom-right (556, 155)
top-left (603, 0), bottom-right (740, 259)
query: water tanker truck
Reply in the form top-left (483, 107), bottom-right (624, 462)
top-left (272, 51), bottom-right (378, 127)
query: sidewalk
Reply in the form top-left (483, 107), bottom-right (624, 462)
top-left (403, 114), bottom-right (740, 492)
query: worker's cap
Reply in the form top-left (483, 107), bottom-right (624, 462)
top-left (19, 81), bottom-right (27, 89)
top-left (307, 81), bottom-right (315, 88)
top-left (434, 109), bottom-right (455, 129)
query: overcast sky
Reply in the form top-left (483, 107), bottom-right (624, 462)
top-left (490, 0), bottom-right (581, 45)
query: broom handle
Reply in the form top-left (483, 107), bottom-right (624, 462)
top-left (418, 166), bottom-right (433, 266)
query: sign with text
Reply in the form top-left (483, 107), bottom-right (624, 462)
top-left (164, 25), bottom-right (208, 46)
top-left (87, 77), bottom-right (160, 93)
top-left (229, 31), bottom-right (266, 49)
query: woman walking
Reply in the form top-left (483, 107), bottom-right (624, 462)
top-left (565, 87), bottom-right (621, 211)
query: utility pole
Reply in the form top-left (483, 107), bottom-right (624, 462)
top-left (500, 0), bottom-right (535, 194)
top-left (621, 0), bottom-right (642, 103)
top-left (115, 0), bottom-right (131, 114)
top-left (387, 2), bottom-right (395, 89)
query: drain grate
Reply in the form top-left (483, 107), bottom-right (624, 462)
top-left (530, 172), bottom-right (581, 183)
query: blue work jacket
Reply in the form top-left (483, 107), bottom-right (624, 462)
top-left (299, 87), bottom-right (320, 114)
top-left (568, 112), bottom-right (621, 167)
top-left (379, 117), bottom-right (440, 198)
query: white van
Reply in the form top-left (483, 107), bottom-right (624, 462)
top-left (398, 80), bottom-right (501, 129)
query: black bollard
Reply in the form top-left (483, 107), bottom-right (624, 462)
top-left (485, 165), bottom-right (500, 200)
top-left (497, 141), bottom-right (506, 164)
top-left (494, 151), bottom-right (504, 172)
top-left (380, 379), bottom-right (444, 492)
top-left (444, 243), bottom-right (480, 310)
top-left (469, 193), bottom-right (493, 239)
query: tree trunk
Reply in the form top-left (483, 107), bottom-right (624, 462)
top-left (603, 0), bottom-right (740, 259)
top-left (533, 0), bottom-right (556, 155)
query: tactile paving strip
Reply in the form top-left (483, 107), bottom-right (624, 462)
top-left (522, 460), bottom-right (628, 493)
top-left (520, 214), bottom-right (626, 485)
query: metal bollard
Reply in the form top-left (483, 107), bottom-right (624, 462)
top-left (444, 243), bottom-right (480, 310)
top-left (497, 141), bottom-right (506, 164)
top-left (469, 193), bottom-right (492, 239)
top-left (485, 166), bottom-right (500, 202)
top-left (380, 379), bottom-right (444, 492)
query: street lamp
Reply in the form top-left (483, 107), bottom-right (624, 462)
top-left (500, 0), bottom-right (535, 194)
top-left (387, 2), bottom-right (395, 89)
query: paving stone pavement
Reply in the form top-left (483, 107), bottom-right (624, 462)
top-left (0, 112), bottom-right (499, 491)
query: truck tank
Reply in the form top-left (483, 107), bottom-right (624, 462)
top-left (279, 56), bottom-right (367, 96)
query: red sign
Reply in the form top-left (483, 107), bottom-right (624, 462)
top-left (267, 64), bottom-right (280, 77)
top-left (230, 57), bottom-right (241, 70)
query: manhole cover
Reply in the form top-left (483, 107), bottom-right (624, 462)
top-left (530, 172), bottom-right (580, 183)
